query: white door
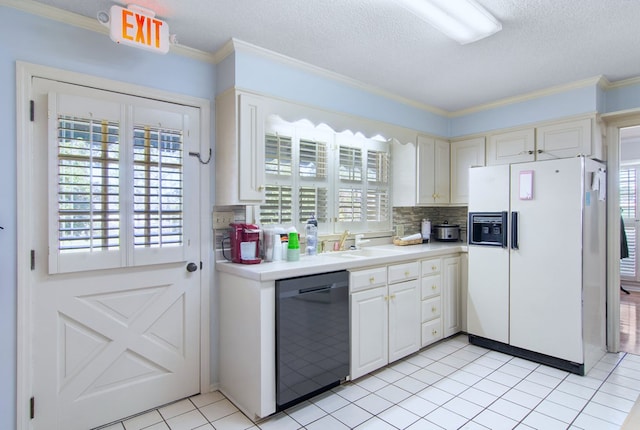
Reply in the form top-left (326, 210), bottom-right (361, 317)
top-left (509, 158), bottom-right (584, 363)
top-left (388, 280), bottom-right (420, 363)
top-left (620, 164), bottom-right (640, 283)
top-left (30, 78), bottom-right (202, 430)
top-left (350, 287), bottom-right (388, 380)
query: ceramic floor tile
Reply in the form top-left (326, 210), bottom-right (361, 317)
top-left (461, 363), bottom-right (494, 378)
top-left (312, 390), bottom-right (350, 413)
top-left (198, 399), bottom-right (238, 422)
top-left (411, 368), bottom-right (445, 385)
top-left (433, 377), bottom-right (468, 396)
top-left (473, 356), bottom-right (505, 370)
top-left (585, 367), bottom-right (610, 381)
top-left (210, 411), bottom-right (255, 430)
top-left (605, 373), bottom-right (640, 390)
top-left (534, 398), bottom-right (580, 423)
top-left (447, 369), bottom-right (482, 387)
top-left (472, 409), bottom-right (517, 430)
top-left (189, 391), bottom-right (226, 408)
top-left (405, 354), bottom-right (435, 368)
top-left (304, 415), bottom-right (348, 430)
top-left (442, 396), bottom-right (484, 419)
top-left (514, 379), bottom-right (554, 399)
top-left (536, 364), bottom-right (570, 380)
top-left (501, 388), bottom-right (542, 409)
top-left (425, 406), bottom-right (468, 430)
top-left (285, 401), bottom-right (327, 426)
top-left (439, 355), bottom-right (469, 369)
top-left (123, 410), bottom-right (164, 430)
top-left (144, 423), bottom-right (171, 430)
top-left (397, 395), bottom-right (438, 417)
top-left (193, 424), bottom-right (215, 430)
top-left (426, 361), bottom-right (457, 377)
top-left (487, 398), bottom-right (530, 422)
top-left (449, 349), bottom-right (484, 364)
top-left (458, 387), bottom-right (498, 408)
top-left (544, 389), bottom-right (589, 411)
top-left (507, 357), bottom-right (539, 370)
top-left (416, 386), bottom-right (455, 406)
top-left (524, 370), bottom-right (562, 389)
top-left (405, 418), bottom-right (448, 429)
top-left (555, 380), bottom-right (597, 400)
top-left (520, 411), bottom-right (568, 430)
top-left (333, 383), bottom-right (370, 402)
top-left (565, 373), bottom-right (604, 389)
top-left (378, 404), bottom-right (421, 429)
top-left (498, 363), bottom-right (533, 379)
top-left (376, 384), bottom-right (412, 403)
top-left (582, 401), bottom-right (629, 425)
top-left (591, 390), bottom-right (635, 413)
top-left (484, 351), bottom-right (513, 363)
top-left (100, 424), bottom-right (125, 430)
top-left (159, 399), bottom-right (196, 420)
top-left (461, 344), bottom-right (491, 355)
top-left (598, 381), bottom-right (640, 401)
top-left (572, 412), bottom-right (624, 430)
top-left (165, 410), bottom-right (208, 430)
top-left (256, 412), bottom-right (300, 430)
top-left (391, 360), bottom-right (422, 375)
top-left (355, 374), bottom-right (389, 393)
top-left (331, 403), bottom-right (373, 428)
top-left (354, 393), bottom-right (394, 415)
top-left (612, 365), bottom-right (640, 381)
top-left (460, 422), bottom-right (492, 429)
top-left (373, 367), bottom-right (406, 383)
top-left (393, 375), bottom-right (429, 393)
top-left (355, 416), bottom-right (399, 430)
top-left (485, 370), bottom-right (522, 388)
top-left (473, 379), bottom-right (510, 397)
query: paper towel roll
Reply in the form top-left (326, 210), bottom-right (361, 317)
top-left (400, 233), bottom-right (423, 241)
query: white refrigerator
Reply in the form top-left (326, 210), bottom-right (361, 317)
top-left (467, 157), bottom-right (606, 375)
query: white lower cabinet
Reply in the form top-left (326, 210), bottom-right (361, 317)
top-left (421, 258), bottom-right (443, 347)
top-left (443, 256), bottom-right (461, 337)
top-left (350, 262), bottom-right (419, 380)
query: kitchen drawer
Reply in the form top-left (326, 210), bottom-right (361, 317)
top-left (422, 318), bottom-right (443, 347)
top-left (421, 273), bottom-right (442, 299)
top-left (421, 296), bottom-right (441, 322)
top-left (350, 266), bottom-right (388, 293)
top-left (388, 261), bottom-right (419, 284)
top-left (421, 258), bottom-right (441, 276)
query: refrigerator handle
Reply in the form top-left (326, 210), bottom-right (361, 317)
top-left (501, 211), bottom-right (508, 248)
top-left (511, 211), bottom-right (519, 250)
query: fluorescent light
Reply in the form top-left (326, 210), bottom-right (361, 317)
top-left (394, 0), bottom-right (502, 44)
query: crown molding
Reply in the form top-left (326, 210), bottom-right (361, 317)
top-left (450, 76), bottom-right (607, 117)
top-left (606, 75), bottom-right (640, 90)
top-left (223, 38), bottom-right (450, 117)
top-left (0, 0), bottom-right (215, 63)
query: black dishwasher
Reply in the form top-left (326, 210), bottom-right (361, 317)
top-left (276, 270), bottom-right (349, 411)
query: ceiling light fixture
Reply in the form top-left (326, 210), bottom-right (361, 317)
top-left (393, 0), bottom-right (502, 44)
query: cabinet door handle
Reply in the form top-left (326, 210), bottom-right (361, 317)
top-left (390, 294), bottom-right (396, 300)
top-left (431, 285), bottom-right (437, 290)
top-left (432, 306), bottom-right (437, 313)
top-left (369, 277), bottom-right (375, 283)
top-left (432, 329), bottom-right (438, 335)
top-left (431, 265), bottom-right (437, 271)
top-left (404, 270), bottom-right (410, 277)
top-left (258, 185), bottom-right (265, 191)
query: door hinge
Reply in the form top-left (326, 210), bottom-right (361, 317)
top-left (30, 396), bottom-right (35, 419)
top-left (30, 100), bottom-right (34, 122)
top-left (30, 250), bottom-right (35, 271)
top-left (200, 261), bottom-right (203, 270)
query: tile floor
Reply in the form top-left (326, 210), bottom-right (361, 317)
top-left (98, 335), bottom-right (639, 430)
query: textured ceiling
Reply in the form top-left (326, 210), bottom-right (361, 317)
top-left (26, 0), bottom-right (640, 112)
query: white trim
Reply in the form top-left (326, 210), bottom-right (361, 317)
top-left (603, 113), bottom-right (640, 354)
top-left (15, 61), bottom-right (211, 430)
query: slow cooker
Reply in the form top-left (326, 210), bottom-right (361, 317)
top-left (433, 221), bottom-right (461, 242)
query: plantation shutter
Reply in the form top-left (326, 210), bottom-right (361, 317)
top-left (298, 139), bottom-right (329, 227)
top-left (48, 92), bottom-right (196, 273)
top-left (260, 133), bottom-right (293, 225)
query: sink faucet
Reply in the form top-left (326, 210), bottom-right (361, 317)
top-left (355, 234), bottom-right (370, 249)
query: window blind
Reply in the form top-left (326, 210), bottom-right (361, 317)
top-left (265, 133), bottom-right (292, 176)
top-left (339, 146), bottom-right (362, 182)
top-left (299, 139), bottom-right (327, 179)
top-left (621, 167), bottom-right (637, 278)
top-left (260, 185), bottom-right (293, 224)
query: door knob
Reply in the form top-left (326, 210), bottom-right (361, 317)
top-left (186, 262), bottom-right (198, 272)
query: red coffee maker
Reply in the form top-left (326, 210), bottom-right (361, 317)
top-left (229, 223), bottom-right (262, 264)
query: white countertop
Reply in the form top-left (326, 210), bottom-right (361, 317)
top-left (215, 241), bottom-right (467, 281)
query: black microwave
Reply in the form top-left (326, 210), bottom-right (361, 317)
top-left (468, 212), bottom-right (508, 247)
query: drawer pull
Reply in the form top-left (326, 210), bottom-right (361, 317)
top-left (432, 306), bottom-right (437, 313)
top-left (404, 270), bottom-right (410, 276)
top-left (390, 294), bottom-right (396, 300)
top-left (431, 285), bottom-right (437, 290)
top-left (369, 277), bottom-right (375, 283)
top-left (432, 329), bottom-right (438, 335)
top-left (432, 265), bottom-right (437, 271)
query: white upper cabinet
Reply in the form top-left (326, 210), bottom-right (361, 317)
top-left (450, 137), bottom-right (486, 205)
top-left (417, 135), bottom-right (450, 205)
top-left (486, 117), bottom-right (601, 166)
top-left (487, 128), bottom-right (536, 165)
top-left (536, 118), bottom-right (594, 160)
top-left (215, 91), bottom-right (267, 205)
top-left (391, 140), bottom-right (417, 207)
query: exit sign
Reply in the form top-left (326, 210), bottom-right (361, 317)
top-left (109, 5), bottom-right (170, 54)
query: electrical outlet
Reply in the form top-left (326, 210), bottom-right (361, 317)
top-left (396, 224), bottom-right (404, 237)
top-left (212, 211), bottom-right (234, 229)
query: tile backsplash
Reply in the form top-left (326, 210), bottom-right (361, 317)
top-left (393, 206), bottom-right (468, 239)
